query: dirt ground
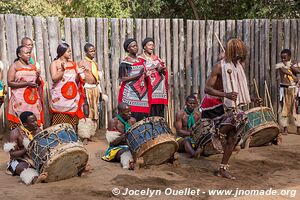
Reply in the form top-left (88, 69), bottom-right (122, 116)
top-left (0, 128), bottom-right (299, 200)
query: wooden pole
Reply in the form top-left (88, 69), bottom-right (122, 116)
top-left (214, 32), bottom-right (225, 52)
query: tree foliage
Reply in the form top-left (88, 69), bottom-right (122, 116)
top-left (0, 0), bottom-right (299, 19)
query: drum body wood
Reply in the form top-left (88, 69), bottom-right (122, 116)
top-left (126, 117), bottom-right (178, 165)
top-left (240, 107), bottom-right (280, 147)
top-left (28, 123), bottom-right (88, 182)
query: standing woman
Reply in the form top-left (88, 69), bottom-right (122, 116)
top-left (7, 46), bottom-right (44, 130)
top-left (118, 38), bottom-right (151, 121)
top-left (49, 43), bottom-right (85, 131)
top-left (139, 37), bottom-right (168, 117)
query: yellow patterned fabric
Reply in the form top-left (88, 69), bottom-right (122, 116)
top-left (51, 113), bottom-right (79, 128)
top-left (85, 56), bottom-right (99, 81)
top-left (20, 126), bottom-right (33, 141)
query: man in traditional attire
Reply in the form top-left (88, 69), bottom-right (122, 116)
top-left (102, 103), bottom-right (136, 169)
top-left (7, 46), bottom-right (44, 130)
top-left (4, 111), bottom-right (48, 185)
top-left (175, 95), bottom-right (202, 158)
top-left (49, 43), bottom-right (85, 131)
top-left (77, 43), bottom-right (105, 144)
top-left (118, 38), bottom-right (151, 121)
top-left (200, 38), bottom-right (260, 179)
top-left (276, 49), bottom-right (300, 135)
top-left (139, 37), bottom-right (168, 117)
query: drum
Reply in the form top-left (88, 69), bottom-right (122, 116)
top-left (240, 107), bottom-right (280, 148)
top-left (192, 118), bottom-right (223, 156)
top-left (126, 117), bottom-right (178, 165)
top-left (28, 123), bottom-right (89, 182)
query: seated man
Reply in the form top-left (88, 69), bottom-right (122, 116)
top-left (102, 103), bottom-right (136, 169)
top-left (4, 111), bottom-right (47, 185)
top-left (175, 95), bottom-right (202, 158)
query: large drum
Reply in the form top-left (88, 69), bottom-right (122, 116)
top-left (240, 106), bottom-right (280, 148)
top-left (126, 117), bottom-right (178, 165)
top-left (192, 118), bottom-right (222, 156)
top-left (28, 123), bottom-right (89, 182)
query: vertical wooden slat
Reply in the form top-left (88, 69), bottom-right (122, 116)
top-left (219, 20), bottom-right (226, 51)
top-left (24, 16), bottom-right (33, 39)
top-left (185, 20), bottom-right (193, 95)
top-left (179, 19), bottom-right (185, 106)
top-left (120, 19), bottom-right (127, 60)
top-left (79, 18), bottom-right (86, 60)
top-left (259, 19), bottom-right (265, 96)
top-left (206, 20), bottom-right (213, 77)
top-left (0, 15), bottom-right (7, 63)
top-left (5, 14), bottom-right (18, 65)
top-left (243, 19), bottom-right (251, 85)
top-left (213, 21), bottom-right (220, 63)
top-left (172, 19), bottom-right (179, 112)
top-left (249, 19), bottom-right (255, 96)
top-left (237, 20), bottom-right (243, 39)
top-left (135, 19), bottom-right (142, 54)
top-left (290, 19), bottom-right (297, 60)
top-left (277, 20), bottom-right (283, 63)
top-left (70, 18), bottom-right (81, 62)
top-left (146, 19), bottom-right (153, 38)
top-left (154, 19), bottom-right (160, 56)
top-left (264, 20), bottom-right (271, 99)
top-left (64, 18), bottom-right (72, 45)
top-left (96, 18), bottom-right (104, 70)
top-left (47, 17), bottom-right (60, 61)
top-left (34, 17), bottom-right (50, 127)
top-left (193, 21), bottom-right (200, 94)
top-left (111, 18), bottom-right (120, 110)
top-left (142, 19), bottom-right (147, 41)
top-left (283, 19), bottom-right (290, 49)
top-left (199, 21), bottom-right (206, 99)
top-left (103, 19), bottom-right (112, 119)
top-left (87, 18), bottom-right (96, 46)
top-left (254, 19), bottom-right (260, 96)
top-left (271, 20), bottom-right (278, 117)
top-left (126, 18), bottom-right (134, 38)
top-left (165, 19), bottom-right (173, 122)
top-left (159, 19), bottom-right (166, 63)
top-left (16, 15), bottom-right (25, 45)
top-left (226, 20), bottom-right (234, 40)
top-left (297, 20), bottom-right (300, 61)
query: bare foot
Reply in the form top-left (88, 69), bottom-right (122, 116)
top-left (83, 138), bottom-right (88, 145)
top-left (34, 172), bottom-right (48, 184)
top-left (215, 169), bottom-right (236, 180)
top-left (129, 161), bottom-right (135, 170)
top-left (78, 164), bottom-right (93, 177)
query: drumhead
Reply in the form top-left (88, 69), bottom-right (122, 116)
top-left (135, 134), bottom-right (178, 165)
top-left (42, 143), bottom-right (88, 182)
top-left (128, 116), bottom-right (166, 132)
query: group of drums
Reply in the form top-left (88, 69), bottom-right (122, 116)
top-left (26, 106), bottom-right (279, 182)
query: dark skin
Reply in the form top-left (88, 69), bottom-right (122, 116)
top-left (175, 98), bottom-right (202, 158)
top-left (7, 47), bottom-right (41, 89)
top-left (78, 46), bottom-right (98, 85)
top-left (205, 56), bottom-right (260, 179)
top-left (107, 105), bottom-right (136, 161)
top-left (120, 41), bottom-right (149, 83)
top-left (8, 115), bottom-right (47, 183)
top-left (140, 41), bottom-right (166, 75)
top-left (277, 53), bottom-right (300, 133)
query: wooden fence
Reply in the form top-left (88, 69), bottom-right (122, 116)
top-left (1, 14), bottom-right (300, 131)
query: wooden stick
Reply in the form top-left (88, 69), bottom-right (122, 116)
top-left (264, 80), bottom-right (275, 116)
top-left (253, 78), bottom-right (266, 121)
top-left (214, 32), bottom-right (225, 52)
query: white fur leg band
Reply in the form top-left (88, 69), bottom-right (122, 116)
top-left (120, 151), bottom-right (133, 169)
top-left (78, 118), bottom-right (96, 139)
top-left (20, 168), bottom-right (39, 185)
top-left (3, 142), bottom-right (16, 153)
top-left (105, 130), bottom-right (121, 144)
top-left (22, 137), bottom-right (31, 150)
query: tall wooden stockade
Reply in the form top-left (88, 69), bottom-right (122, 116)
top-left (1, 14), bottom-right (300, 131)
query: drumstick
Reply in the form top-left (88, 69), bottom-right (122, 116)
top-left (227, 69), bottom-right (237, 119)
top-left (214, 32), bottom-right (225, 52)
top-left (253, 78), bottom-right (266, 121)
top-left (264, 80), bottom-right (275, 116)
